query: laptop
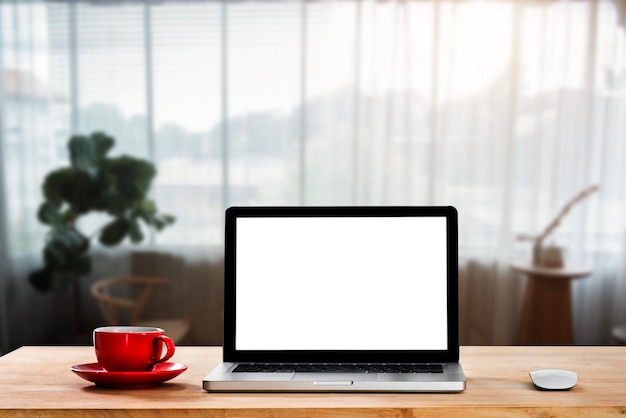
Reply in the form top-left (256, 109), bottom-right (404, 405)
top-left (202, 206), bottom-right (466, 392)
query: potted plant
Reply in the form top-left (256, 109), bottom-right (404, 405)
top-left (29, 131), bottom-right (175, 292)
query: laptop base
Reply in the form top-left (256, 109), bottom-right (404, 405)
top-left (203, 362), bottom-right (466, 393)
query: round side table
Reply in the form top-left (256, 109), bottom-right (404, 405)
top-left (512, 262), bottom-right (591, 345)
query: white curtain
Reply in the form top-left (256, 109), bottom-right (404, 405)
top-left (1, 0), bottom-right (626, 351)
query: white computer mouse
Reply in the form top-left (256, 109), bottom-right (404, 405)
top-left (529, 369), bottom-right (577, 390)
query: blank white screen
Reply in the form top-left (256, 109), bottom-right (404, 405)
top-left (235, 216), bottom-right (448, 351)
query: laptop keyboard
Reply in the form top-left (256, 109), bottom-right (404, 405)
top-left (233, 363), bottom-right (444, 374)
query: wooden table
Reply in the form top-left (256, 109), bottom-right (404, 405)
top-left (512, 262), bottom-right (591, 345)
top-left (1, 346), bottom-right (625, 417)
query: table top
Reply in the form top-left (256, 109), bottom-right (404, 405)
top-left (511, 261), bottom-right (592, 279)
top-left (1, 346), bottom-right (625, 417)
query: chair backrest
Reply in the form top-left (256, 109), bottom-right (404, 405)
top-left (90, 276), bottom-right (172, 325)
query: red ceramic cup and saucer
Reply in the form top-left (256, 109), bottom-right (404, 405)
top-left (71, 326), bottom-right (187, 389)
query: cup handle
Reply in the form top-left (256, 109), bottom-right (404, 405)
top-left (151, 335), bottom-right (175, 367)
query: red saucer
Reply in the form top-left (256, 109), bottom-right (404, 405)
top-left (71, 362), bottom-right (187, 389)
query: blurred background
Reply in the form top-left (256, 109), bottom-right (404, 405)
top-left (1, 0), bottom-right (626, 352)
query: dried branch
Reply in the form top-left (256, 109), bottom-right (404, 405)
top-left (517, 184), bottom-right (599, 244)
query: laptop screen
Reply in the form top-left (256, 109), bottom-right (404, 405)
top-left (223, 206), bottom-right (459, 364)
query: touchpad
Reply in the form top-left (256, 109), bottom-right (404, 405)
top-left (291, 373), bottom-right (375, 382)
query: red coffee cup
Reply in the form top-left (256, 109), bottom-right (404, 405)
top-left (93, 326), bottom-right (175, 372)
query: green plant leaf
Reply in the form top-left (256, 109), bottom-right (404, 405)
top-left (99, 218), bottom-right (130, 246)
top-left (90, 131), bottom-right (115, 158)
top-left (136, 199), bottom-right (158, 224)
top-left (152, 214), bottom-right (177, 231)
top-left (43, 168), bottom-right (98, 214)
top-left (42, 168), bottom-right (74, 206)
top-left (66, 171), bottom-right (99, 214)
top-left (100, 191), bottom-right (127, 217)
top-left (69, 135), bottom-right (98, 178)
top-left (43, 226), bottom-right (90, 267)
top-left (68, 132), bottom-right (114, 179)
top-left (37, 202), bottom-right (61, 225)
top-left (161, 214), bottom-right (176, 224)
top-left (52, 225), bottom-right (90, 252)
top-left (134, 199), bottom-right (175, 231)
top-left (140, 199), bottom-right (157, 214)
top-left (128, 220), bottom-right (144, 243)
top-left (107, 156), bottom-right (156, 201)
top-left (60, 208), bottom-right (77, 224)
top-left (97, 157), bottom-right (156, 216)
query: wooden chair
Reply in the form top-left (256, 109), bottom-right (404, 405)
top-left (90, 276), bottom-right (192, 344)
